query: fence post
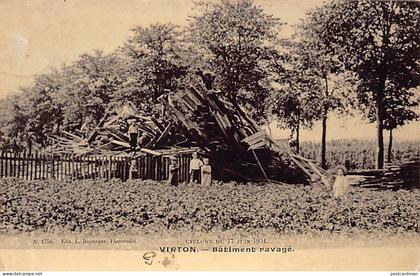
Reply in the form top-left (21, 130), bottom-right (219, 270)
top-left (0, 151), bottom-right (3, 178)
top-left (139, 156), bottom-right (143, 179)
top-left (10, 151), bottom-right (13, 177)
top-left (64, 154), bottom-right (68, 180)
top-left (57, 154), bottom-right (61, 179)
top-left (33, 152), bottom-right (37, 179)
top-left (7, 152), bottom-right (10, 177)
top-left (129, 157), bottom-right (135, 181)
top-left (154, 156), bottom-right (159, 181)
top-left (0, 151), bottom-right (3, 177)
top-left (100, 156), bottom-right (104, 179)
top-left (41, 153), bottom-right (45, 179)
top-left (92, 156), bottom-right (96, 181)
top-left (81, 155), bottom-right (85, 179)
top-left (178, 156), bottom-right (182, 182)
top-left (20, 151), bottom-right (23, 178)
top-left (13, 151), bottom-right (17, 178)
top-left (23, 150), bottom-right (27, 180)
top-left (51, 154), bottom-right (55, 179)
top-left (165, 156), bottom-right (169, 180)
top-left (140, 156), bottom-right (144, 179)
top-left (29, 151), bottom-right (32, 180)
top-left (122, 157), bottom-right (125, 181)
top-left (20, 151), bottom-right (24, 179)
top-left (5, 152), bottom-right (8, 177)
top-left (108, 156), bottom-right (112, 180)
top-left (70, 154), bottom-right (74, 180)
top-left (17, 151), bottom-right (21, 178)
top-left (75, 155), bottom-right (79, 179)
top-left (57, 153), bottom-right (61, 179)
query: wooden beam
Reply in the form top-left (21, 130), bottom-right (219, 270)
top-left (140, 148), bottom-right (162, 156)
top-left (110, 139), bottom-right (130, 148)
top-left (150, 123), bottom-right (172, 148)
top-left (251, 149), bottom-right (271, 183)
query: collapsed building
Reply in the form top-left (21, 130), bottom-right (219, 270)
top-left (49, 84), bottom-right (332, 185)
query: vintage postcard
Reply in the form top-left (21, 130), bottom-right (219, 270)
top-left (0, 0), bottom-right (419, 272)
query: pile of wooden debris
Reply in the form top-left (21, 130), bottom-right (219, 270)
top-left (49, 85), bottom-right (332, 184)
top-left (49, 101), bottom-right (189, 157)
top-left (348, 157), bottom-right (420, 190)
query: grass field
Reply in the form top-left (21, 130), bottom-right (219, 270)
top-left (1, 178), bottom-right (419, 237)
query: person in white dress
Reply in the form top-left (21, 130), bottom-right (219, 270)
top-left (332, 165), bottom-right (350, 199)
top-left (201, 157), bottom-right (212, 186)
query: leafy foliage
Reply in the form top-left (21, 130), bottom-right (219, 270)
top-left (308, 0), bottom-right (420, 168)
top-left (1, 178), bottom-right (419, 234)
top-left (56, 50), bottom-right (125, 129)
top-left (0, 95), bottom-right (28, 151)
top-left (270, 70), bottom-right (321, 153)
top-left (121, 23), bottom-right (191, 103)
top-left (187, 0), bottom-right (284, 122)
top-left (290, 15), bottom-right (358, 165)
top-left (0, 0), bottom-right (418, 162)
top-left (361, 85), bottom-right (419, 131)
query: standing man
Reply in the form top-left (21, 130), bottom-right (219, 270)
top-left (189, 151), bottom-right (203, 184)
top-left (128, 120), bottom-right (139, 152)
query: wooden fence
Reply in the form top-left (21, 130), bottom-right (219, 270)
top-left (0, 151), bottom-right (191, 182)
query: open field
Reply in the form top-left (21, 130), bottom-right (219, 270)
top-left (1, 178), bottom-right (419, 237)
top-left (300, 139), bottom-right (420, 170)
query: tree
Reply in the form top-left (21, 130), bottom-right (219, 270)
top-left (0, 94), bottom-right (28, 151)
top-left (271, 70), bottom-right (322, 153)
top-left (0, 70), bottom-right (67, 151)
top-left (54, 50), bottom-right (123, 130)
top-left (383, 87), bottom-right (419, 163)
top-left (187, 0), bottom-right (283, 123)
top-left (290, 19), bottom-right (356, 168)
top-left (361, 84), bottom-right (419, 163)
top-left (121, 23), bottom-right (189, 106)
top-left (310, 0), bottom-right (420, 169)
top-left (22, 71), bottom-right (65, 147)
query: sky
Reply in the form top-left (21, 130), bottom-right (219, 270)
top-left (0, 0), bottom-right (418, 141)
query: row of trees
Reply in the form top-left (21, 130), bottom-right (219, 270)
top-left (0, 0), bottom-right (418, 169)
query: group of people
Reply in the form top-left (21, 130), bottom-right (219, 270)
top-left (127, 118), bottom-right (212, 186)
top-left (128, 119), bottom-right (350, 197)
top-left (167, 152), bottom-right (212, 187)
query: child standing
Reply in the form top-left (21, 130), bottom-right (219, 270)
top-left (168, 156), bottom-right (179, 187)
top-left (128, 120), bottom-right (139, 152)
top-left (189, 152), bottom-right (203, 184)
top-left (201, 157), bottom-right (212, 186)
top-left (332, 165), bottom-right (350, 199)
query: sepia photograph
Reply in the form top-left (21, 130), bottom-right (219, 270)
top-left (0, 0), bottom-right (419, 272)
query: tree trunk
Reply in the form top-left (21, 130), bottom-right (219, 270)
top-left (55, 120), bottom-right (62, 135)
top-left (321, 76), bottom-right (329, 169)
top-left (266, 118), bottom-right (272, 137)
top-left (296, 121), bottom-right (300, 154)
top-left (387, 129), bottom-right (393, 163)
top-left (27, 138), bottom-right (32, 156)
top-left (375, 88), bottom-right (385, 169)
top-left (321, 114), bottom-right (327, 169)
